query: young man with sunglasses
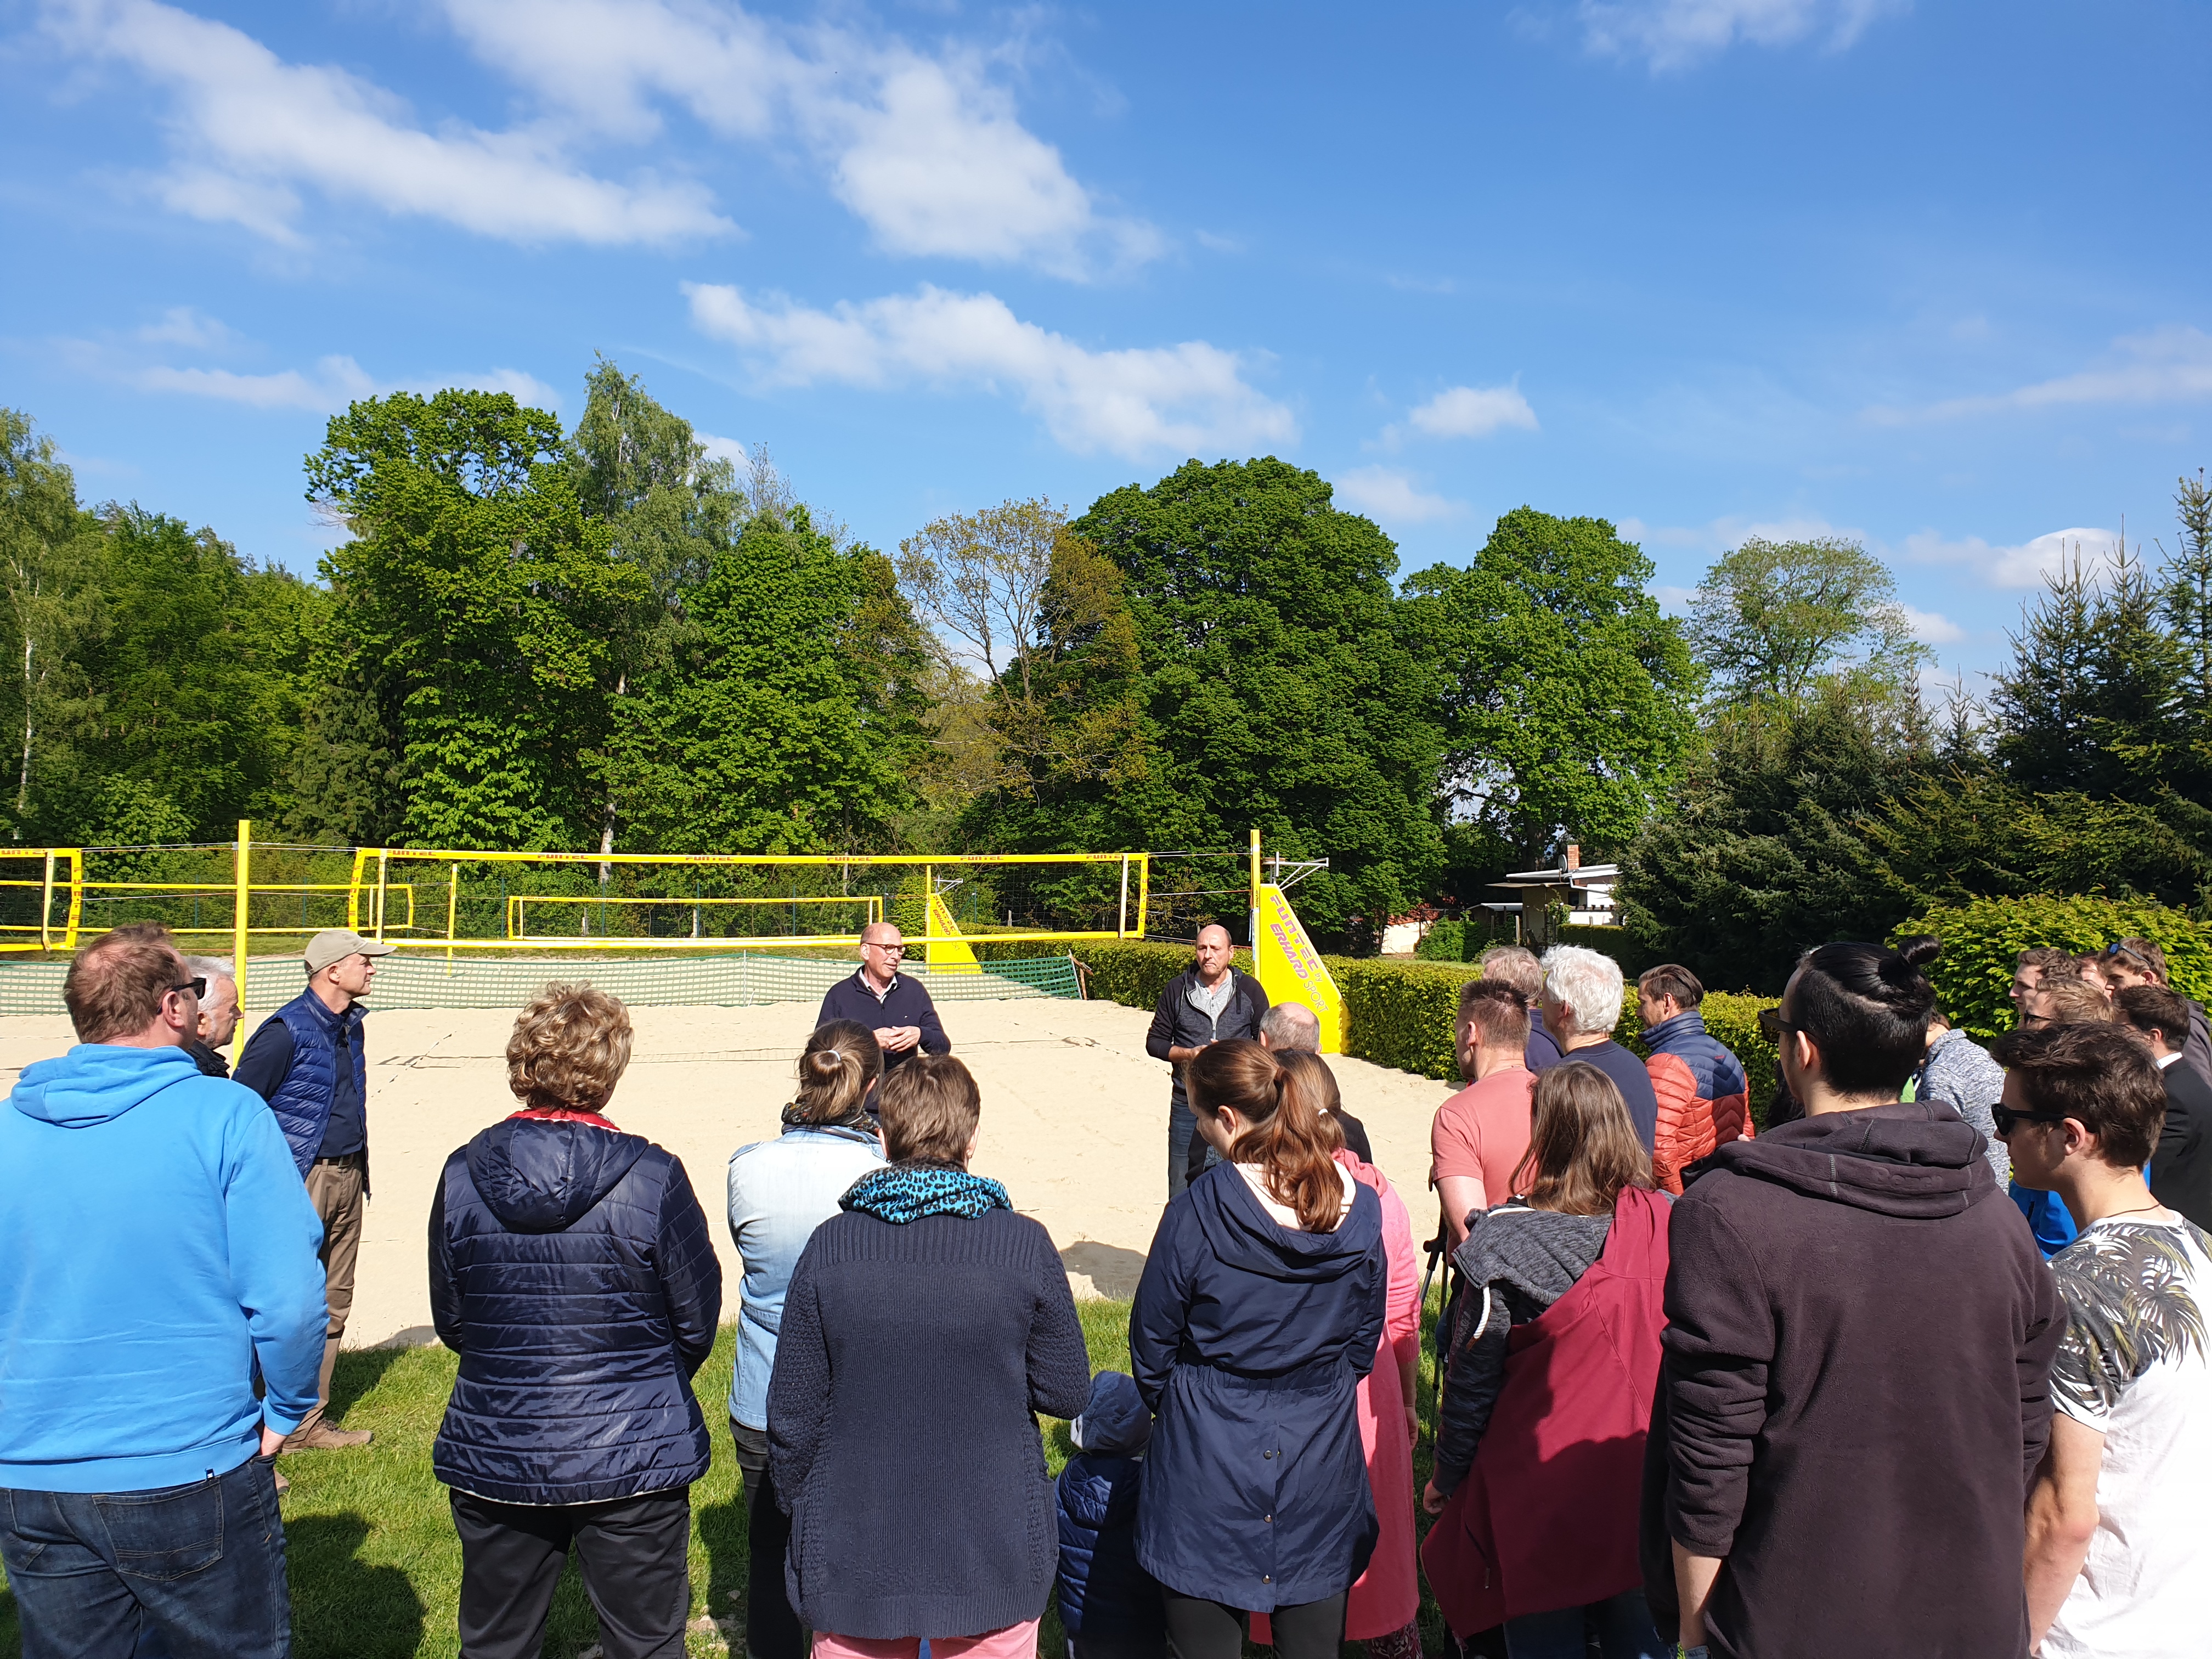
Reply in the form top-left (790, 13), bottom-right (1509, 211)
top-left (1647, 940), bottom-right (2062, 1659)
top-left (0, 923), bottom-right (325, 1656)
top-left (1991, 1020), bottom-right (2212, 1659)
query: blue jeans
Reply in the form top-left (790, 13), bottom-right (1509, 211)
top-left (1, 1453), bottom-right (290, 1659)
top-left (1503, 1590), bottom-right (1667, 1659)
top-left (1167, 1098), bottom-right (1198, 1198)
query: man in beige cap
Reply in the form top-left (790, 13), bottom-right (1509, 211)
top-left (234, 928), bottom-right (396, 1453)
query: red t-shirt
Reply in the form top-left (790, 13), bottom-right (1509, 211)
top-left (1430, 1066), bottom-right (1537, 1210)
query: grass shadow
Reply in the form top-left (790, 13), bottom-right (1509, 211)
top-left (698, 1467), bottom-right (751, 1647)
top-left (287, 1511), bottom-right (426, 1658)
top-left (329, 1345), bottom-right (414, 1423)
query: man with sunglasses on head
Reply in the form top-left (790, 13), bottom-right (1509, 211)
top-left (1992, 1020), bottom-right (2212, 1659)
top-left (234, 927), bottom-right (395, 1455)
top-left (0, 923), bottom-right (325, 1656)
top-left (2093, 936), bottom-right (2212, 1087)
top-left (815, 922), bottom-right (950, 1080)
top-left (1645, 940), bottom-right (2062, 1659)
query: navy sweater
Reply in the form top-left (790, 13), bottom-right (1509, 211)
top-left (768, 1204), bottom-right (1091, 1639)
top-left (815, 972), bottom-right (950, 1073)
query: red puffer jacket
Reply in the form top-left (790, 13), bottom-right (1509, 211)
top-left (1642, 1009), bottom-right (1752, 1194)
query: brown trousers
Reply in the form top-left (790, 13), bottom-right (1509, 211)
top-left (296, 1153), bottom-right (365, 1437)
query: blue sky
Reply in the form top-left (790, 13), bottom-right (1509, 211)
top-left (4, 0), bottom-right (2208, 690)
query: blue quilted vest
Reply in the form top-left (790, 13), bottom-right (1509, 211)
top-left (266, 987), bottom-right (367, 1177)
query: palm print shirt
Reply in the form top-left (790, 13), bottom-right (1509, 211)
top-left (2042, 1215), bottom-right (2212, 1659)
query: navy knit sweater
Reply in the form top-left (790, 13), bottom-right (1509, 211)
top-left (767, 1203), bottom-right (1091, 1639)
top-left (814, 970), bottom-right (950, 1073)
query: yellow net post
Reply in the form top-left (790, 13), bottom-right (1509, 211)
top-left (232, 820), bottom-right (250, 1063)
top-left (39, 851), bottom-right (53, 952)
top-left (446, 864), bottom-right (459, 972)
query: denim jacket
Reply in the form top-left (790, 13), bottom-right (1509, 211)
top-left (725, 1120), bottom-right (884, 1429)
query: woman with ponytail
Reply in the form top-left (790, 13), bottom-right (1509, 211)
top-left (724, 1020), bottom-right (887, 1659)
top-left (1129, 1038), bottom-right (1388, 1659)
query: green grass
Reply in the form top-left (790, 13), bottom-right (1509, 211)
top-left (2, 1291), bottom-right (1456, 1658)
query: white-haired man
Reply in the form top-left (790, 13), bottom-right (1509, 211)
top-left (182, 955), bottom-right (240, 1078)
top-left (1257, 1001), bottom-right (1371, 1164)
top-left (1539, 945), bottom-right (1659, 1152)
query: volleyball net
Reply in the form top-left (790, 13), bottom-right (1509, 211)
top-left (0, 834), bottom-right (1336, 1041)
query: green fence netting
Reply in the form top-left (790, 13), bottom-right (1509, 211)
top-left (0, 952), bottom-right (1084, 1017)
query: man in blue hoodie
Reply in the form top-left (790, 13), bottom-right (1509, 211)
top-left (0, 923), bottom-right (326, 1658)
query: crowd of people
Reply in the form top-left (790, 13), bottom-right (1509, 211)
top-left (0, 915), bottom-right (2207, 1659)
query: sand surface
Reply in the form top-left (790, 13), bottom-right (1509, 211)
top-left (0, 997), bottom-right (1454, 1347)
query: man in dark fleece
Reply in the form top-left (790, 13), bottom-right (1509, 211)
top-left (1642, 940), bottom-right (2064, 1659)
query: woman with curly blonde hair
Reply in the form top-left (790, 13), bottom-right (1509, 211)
top-left (429, 983), bottom-right (722, 1659)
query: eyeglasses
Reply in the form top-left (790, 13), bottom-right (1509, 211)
top-left (1757, 1008), bottom-right (1797, 1041)
top-left (1993, 1105), bottom-right (2068, 1137)
top-left (864, 941), bottom-right (906, 955)
top-left (168, 977), bottom-right (206, 1000)
top-left (2101, 943), bottom-right (2153, 972)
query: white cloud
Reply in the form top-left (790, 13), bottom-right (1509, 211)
top-left (1331, 467), bottom-right (1464, 525)
top-left (1403, 384), bottom-right (1538, 441)
top-left (1619, 512), bottom-right (1866, 552)
top-left (1902, 526), bottom-right (2123, 590)
top-left (1899, 603), bottom-right (1964, 645)
top-left (696, 432), bottom-right (749, 469)
top-left (42, 0), bottom-right (730, 247)
top-left (59, 325), bottom-right (561, 415)
top-left (1578, 0), bottom-right (1907, 70)
top-left (136, 305), bottom-right (236, 349)
top-left (684, 281), bottom-right (1294, 460)
top-left (1869, 325), bottom-right (2212, 424)
top-left (435, 0), bottom-right (1156, 276)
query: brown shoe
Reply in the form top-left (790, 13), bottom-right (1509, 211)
top-left (285, 1421), bottom-right (374, 1452)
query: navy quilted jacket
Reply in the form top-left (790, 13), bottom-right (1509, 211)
top-left (1055, 1373), bottom-right (1164, 1639)
top-left (428, 1114), bottom-right (722, 1505)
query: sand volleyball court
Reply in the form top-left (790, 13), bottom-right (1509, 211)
top-left (0, 995), bottom-right (1451, 1347)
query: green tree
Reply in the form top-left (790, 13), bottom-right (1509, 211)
top-left (1993, 541), bottom-right (2185, 802)
top-left (898, 500), bottom-right (1149, 833)
top-left (1065, 458), bottom-right (1446, 940)
top-left (0, 410), bottom-right (100, 836)
top-left (1685, 535), bottom-right (1925, 705)
top-left (1621, 678), bottom-right (1937, 991)
top-left (601, 504), bottom-right (917, 853)
top-left (304, 391), bottom-right (644, 850)
top-left (1408, 508), bottom-right (1701, 867)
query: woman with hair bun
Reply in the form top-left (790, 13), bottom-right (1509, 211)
top-left (1129, 1038), bottom-right (1387, 1659)
top-left (724, 1020), bottom-right (888, 1659)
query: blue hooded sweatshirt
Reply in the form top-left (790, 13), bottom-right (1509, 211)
top-left (1056, 1370), bottom-right (1165, 1640)
top-left (0, 1042), bottom-right (328, 1493)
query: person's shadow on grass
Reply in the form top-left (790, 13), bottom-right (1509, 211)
top-left (698, 1472), bottom-right (750, 1644)
top-left (287, 1512), bottom-right (425, 1659)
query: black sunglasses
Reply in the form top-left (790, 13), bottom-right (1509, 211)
top-left (168, 977), bottom-right (206, 1000)
top-left (1993, 1105), bottom-right (2067, 1136)
top-left (1758, 1008), bottom-right (1797, 1041)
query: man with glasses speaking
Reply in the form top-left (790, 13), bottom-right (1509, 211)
top-left (816, 922), bottom-right (950, 1076)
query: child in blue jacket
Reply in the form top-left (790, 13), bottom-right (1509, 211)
top-left (1056, 1372), bottom-right (1165, 1659)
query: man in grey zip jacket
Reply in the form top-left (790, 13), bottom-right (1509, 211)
top-left (1145, 924), bottom-right (1269, 1198)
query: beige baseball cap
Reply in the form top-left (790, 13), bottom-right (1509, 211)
top-left (305, 929), bottom-right (398, 975)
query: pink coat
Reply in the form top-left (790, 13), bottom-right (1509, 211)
top-left (1253, 1149), bottom-right (1420, 1641)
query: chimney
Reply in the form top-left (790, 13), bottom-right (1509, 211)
top-left (1565, 843), bottom-right (1581, 871)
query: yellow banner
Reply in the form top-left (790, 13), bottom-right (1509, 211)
top-left (1255, 883), bottom-right (1343, 1053)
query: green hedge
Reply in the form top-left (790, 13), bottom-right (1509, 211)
top-left (1890, 894), bottom-right (2212, 1045)
top-left (1066, 941), bottom-right (1788, 1123)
